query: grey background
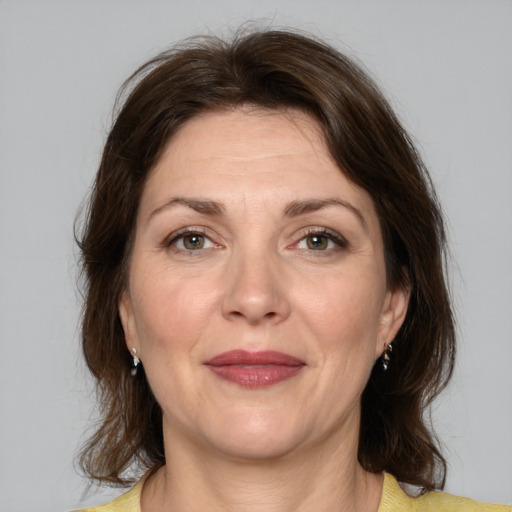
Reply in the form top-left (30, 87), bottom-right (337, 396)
top-left (1, 1), bottom-right (511, 510)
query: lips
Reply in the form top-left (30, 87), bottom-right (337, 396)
top-left (204, 350), bottom-right (305, 388)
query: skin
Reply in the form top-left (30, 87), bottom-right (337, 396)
top-left (119, 107), bottom-right (410, 512)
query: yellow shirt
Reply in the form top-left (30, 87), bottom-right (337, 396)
top-left (75, 473), bottom-right (511, 512)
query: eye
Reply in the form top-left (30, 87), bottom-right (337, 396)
top-left (179, 233), bottom-right (207, 250)
top-left (295, 229), bottom-right (347, 252)
top-left (167, 229), bottom-right (217, 252)
top-left (304, 234), bottom-right (331, 250)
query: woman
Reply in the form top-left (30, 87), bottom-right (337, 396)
top-left (75, 29), bottom-right (509, 511)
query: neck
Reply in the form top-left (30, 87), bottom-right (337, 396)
top-left (142, 420), bottom-right (383, 512)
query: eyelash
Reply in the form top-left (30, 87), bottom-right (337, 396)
top-left (295, 228), bottom-right (348, 252)
top-left (164, 227), bottom-right (215, 253)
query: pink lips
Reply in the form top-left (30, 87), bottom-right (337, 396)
top-left (204, 350), bottom-right (305, 388)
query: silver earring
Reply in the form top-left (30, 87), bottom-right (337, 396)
top-left (131, 348), bottom-right (140, 376)
top-left (379, 342), bottom-right (393, 372)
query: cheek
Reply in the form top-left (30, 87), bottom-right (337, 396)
top-left (288, 273), bottom-right (386, 429)
top-left (130, 268), bottom-right (221, 356)
top-left (297, 271), bottom-right (385, 350)
top-left (128, 270), bottom-right (223, 420)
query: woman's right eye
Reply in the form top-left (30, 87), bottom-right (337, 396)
top-left (167, 230), bottom-right (217, 252)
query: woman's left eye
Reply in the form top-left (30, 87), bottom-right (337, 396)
top-left (295, 230), bottom-right (347, 251)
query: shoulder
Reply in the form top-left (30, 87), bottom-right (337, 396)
top-left (380, 473), bottom-right (511, 512)
top-left (72, 478), bottom-right (142, 512)
top-left (416, 491), bottom-right (511, 512)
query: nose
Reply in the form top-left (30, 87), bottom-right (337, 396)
top-left (221, 249), bottom-right (291, 325)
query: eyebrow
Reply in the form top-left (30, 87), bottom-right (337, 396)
top-left (148, 196), bottom-right (368, 231)
top-left (284, 198), bottom-right (368, 232)
top-left (148, 197), bottom-right (226, 221)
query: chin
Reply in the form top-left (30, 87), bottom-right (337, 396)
top-left (198, 409), bottom-right (308, 462)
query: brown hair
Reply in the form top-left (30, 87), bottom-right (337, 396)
top-left (76, 29), bottom-right (455, 491)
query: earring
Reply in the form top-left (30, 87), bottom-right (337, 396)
top-left (131, 348), bottom-right (140, 376)
top-left (379, 342), bottom-right (393, 372)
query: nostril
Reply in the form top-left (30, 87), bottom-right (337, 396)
top-left (226, 308), bottom-right (280, 325)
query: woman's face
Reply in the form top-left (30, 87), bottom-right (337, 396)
top-left (120, 108), bottom-right (408, 461)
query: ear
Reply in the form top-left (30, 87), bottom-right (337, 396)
top-left (375, 284), bottom-right (410, 358)
top-left (119, 289), bottom-right (140, 354)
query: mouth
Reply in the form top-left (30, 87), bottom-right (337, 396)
top-left (203, 350), bottom-right (306, 388)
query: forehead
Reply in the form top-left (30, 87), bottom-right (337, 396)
top-left (156, 107), bottom-right (331, 175)
top-left (140, 108), bottom-right (379, 229)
